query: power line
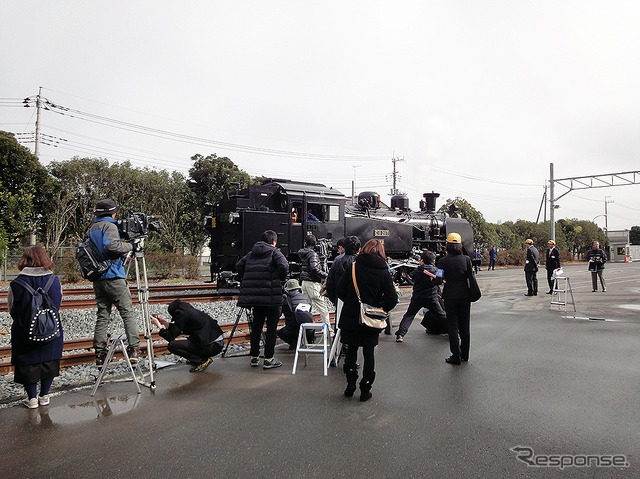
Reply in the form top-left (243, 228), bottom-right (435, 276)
top-left (22, 96), bottom-right (389, 162)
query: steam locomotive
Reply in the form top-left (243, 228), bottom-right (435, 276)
top-left (206, 178), bottom-right (473, 286)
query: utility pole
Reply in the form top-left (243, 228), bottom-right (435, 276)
top-left (604, 196), bottom-right (613, 232)
top-left (389, 155), bottom-right (404, 196)
top-left (34, 86), bottom-right (42, 158)
top-left (550, 163), bottom-right (555, 240)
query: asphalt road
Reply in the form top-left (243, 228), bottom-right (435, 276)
top-left (1, 262), bottom-right (638, 478)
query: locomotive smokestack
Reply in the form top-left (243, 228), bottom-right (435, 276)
top-left (422, 192), bottom-right (440, 213)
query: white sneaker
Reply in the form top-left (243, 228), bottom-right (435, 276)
top-left (39, 395), bottom-right (50, 406)
top-left (24, 398), bottom-right (38, 409)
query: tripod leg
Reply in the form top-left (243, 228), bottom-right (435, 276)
top-left (222, 308), bottom-right (247, 357)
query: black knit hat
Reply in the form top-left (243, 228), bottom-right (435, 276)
top-left (94, 199), bottom-right (121, 217)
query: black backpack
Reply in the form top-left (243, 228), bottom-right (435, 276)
top-left (76, 236), bottom-right (112, 281)
top-left (12, 276), bottom-right (61, 343)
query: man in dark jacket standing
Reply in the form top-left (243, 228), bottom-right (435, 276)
top-left (298, 235), bottom-right (330, 333)
top-left (586, 241), bottom-right (607, 292)
top-left (89, 199), bottom-right (140, 367)
top-left (545, 240), bottom-right (561, 294)
top-left (151, 300), bottom-right (224, 372)
top-left (236, 230), bottom-right (289, 369)
top-left (524, 238), bottom-right (540, 296)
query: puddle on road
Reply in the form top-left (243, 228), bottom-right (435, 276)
top-left (43, 393), bottom-right (141, 425)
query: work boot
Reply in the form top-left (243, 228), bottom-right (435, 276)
top-left (343, 364), bottom-right (359, 397)
top-left (359, 372), bottom-right (376, 402)
top-left (126, 346), bottom-right (140, 365)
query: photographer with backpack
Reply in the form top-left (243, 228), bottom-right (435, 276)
top-left (88, 199), bottom-right (140, 367)
top-left (8, 246), bottom-right (63, 409)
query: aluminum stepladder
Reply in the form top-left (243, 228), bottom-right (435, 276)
top-left (292, 322), bottom-right (329, 376)
top-left (327, 299), bottom-right (343, 368)
top-left (91, 333), bottom-right (140, 396)
top-left (550, 276), bottom-right (576, 312)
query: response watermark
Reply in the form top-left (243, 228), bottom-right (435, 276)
top-left (510, 446), bottom-right (630, 470)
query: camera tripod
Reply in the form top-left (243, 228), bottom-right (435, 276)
top-left (92, 238), bottom-right (159, 393)
top-left (222, 307), bottom-right (263, 358)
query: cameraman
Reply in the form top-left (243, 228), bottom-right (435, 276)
top-left (151, 300), bottom-right (224, 372)
top-left (89, 199), bottom-right (140, 367)
top-left (298, 235), bottom-right (330, 333)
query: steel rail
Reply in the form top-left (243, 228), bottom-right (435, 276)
top-left (0, 314), bottom-right (336, 375)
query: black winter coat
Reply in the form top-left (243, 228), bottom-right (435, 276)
top-left (410, 264), bottom-right (442, 298)
top-left (159, 300), bottom-right (224, 351)
top-left (10, 269), bottom-right (64, 366)
top-left (236, 242), bottom-right (289, 307)
top-left (325, 253), bottom-right (356, 304)
top-left (298, 247), bottom-right (327, 283)
top-left (437, 253), bottom-right (472, 301)
top-left (337, 253), bottom-right (398, 347)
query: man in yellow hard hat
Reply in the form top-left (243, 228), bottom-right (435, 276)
top-left (545, 240), bottom-right (561, 294)
top-left (524, 239), bottom-right (540, 296)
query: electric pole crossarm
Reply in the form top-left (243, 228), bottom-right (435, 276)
top-left (555, 171), bottom-right (640, 192)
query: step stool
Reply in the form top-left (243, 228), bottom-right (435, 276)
top-left (550, 276), bottom-right (576, 312)
top-left (327, 328), bottom-right (342, 369)
top-left (292, 323), bottom-right (329, 376)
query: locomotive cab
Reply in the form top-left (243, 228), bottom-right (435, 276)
top-left (208, 179), bottom-right (346, 281)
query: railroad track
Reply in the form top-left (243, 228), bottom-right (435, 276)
top-left (0, 314), bottom-right (336, 375)
top-left (0, 283), bottom-right (234, 312)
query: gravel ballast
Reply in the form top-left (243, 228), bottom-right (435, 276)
top-left (1, 284), bottom-right (336, 408)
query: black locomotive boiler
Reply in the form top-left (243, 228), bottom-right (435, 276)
top-left (206, 178), bottom-right (473, 285)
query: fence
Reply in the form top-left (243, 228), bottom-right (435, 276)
top-left (1, 245), bottom-right (211, 282)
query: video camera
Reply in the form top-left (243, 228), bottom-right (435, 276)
top-left (117, 210), bottom-right (163, 241)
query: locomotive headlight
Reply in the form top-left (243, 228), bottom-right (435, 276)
top-left (221, 212), bottom-right (240, 224)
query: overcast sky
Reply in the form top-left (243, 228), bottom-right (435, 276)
top-left (2, 1), bottom-right (639, 231)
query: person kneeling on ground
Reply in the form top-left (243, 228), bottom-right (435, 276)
top-left (277, 279), bottom-right (316, 349)
top-left (151, 299), bottom-right (224, 372)
top-left (395, 250), bottom-right (446, 341)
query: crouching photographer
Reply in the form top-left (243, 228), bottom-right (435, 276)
top-left (277, 279), bottom-right (316, 349)
top-left (151, 300), bottom-right (224, 372)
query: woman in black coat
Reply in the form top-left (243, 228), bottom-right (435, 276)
top-left (9, 246), bottom-right (63, 408)
top-left (337, 239), bottom-right (398, 401)
top-left (437, 233), bottom-right (472, 365)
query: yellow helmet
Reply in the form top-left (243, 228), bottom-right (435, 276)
top-left (446, 232), bottom-right (462, 244)
top-left (548, 240), bottom-right (556, 245)
top-left (525, 239), bottom-right (533, 245)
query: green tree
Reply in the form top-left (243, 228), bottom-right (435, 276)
top-left (46, 157), bottom-right (115, 244)
top-left (629, 226), bottom-right (640, 245)
top-left (438, 197), bottom-right (490, 247)
top-left (0, 131), bottom-right (55, 246)
top-left (183, 154), bottom-right (252, 255)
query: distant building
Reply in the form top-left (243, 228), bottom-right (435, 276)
top-left (607, 230), bottom-right (640, 262)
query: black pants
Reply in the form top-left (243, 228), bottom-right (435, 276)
top-left (168, 339), bottom-right (222, 364)
top-left (250, 306), bottom-right (282, 359)
top-left (444, 299), bottom-right (471, 361)
top-left (345, 343), bottom-right (375, 379)
top-left (396, 294), bottom-right (446, 336)
top-left (525, 270), bottom-right (538, 295)
top-left (546, 269), bottom-right (555, 292)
